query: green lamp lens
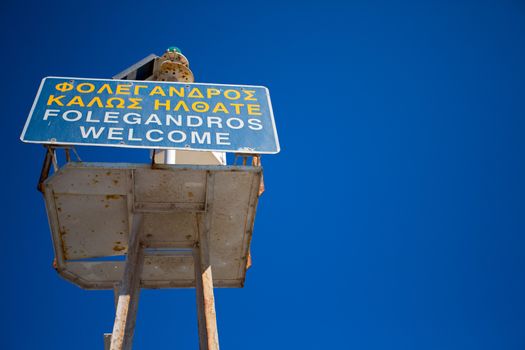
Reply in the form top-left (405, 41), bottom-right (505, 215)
top-left (167, 46), bottom-right (182, 54)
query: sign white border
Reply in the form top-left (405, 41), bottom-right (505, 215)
top-left (20, 76), bottom-right (280, 154)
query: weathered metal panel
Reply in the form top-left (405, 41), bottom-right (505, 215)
top-left (133, 167), bottom-right (206, 204)
top-left (56, 194), bottom-right (129, 259)
top-left (142, 213), bottom-right (196, 248)
top-left (43, 162), bottom-right (261, 289)
top-left (48, 167), bottom-right (129, 195)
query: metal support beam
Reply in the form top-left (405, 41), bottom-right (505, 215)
top-left (194, 173), bottom-right (220, 350)
top-left (194, 246), bottom-right (207, 350)
top-left (37, 147), bottom-right (54, 192)
top-left (104, 334), bottom-right (112, 350)
top-left (110, 214), bottom-right (144, 350)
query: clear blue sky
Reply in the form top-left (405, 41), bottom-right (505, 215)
top-left (2, 0), bottom-right (525, 349)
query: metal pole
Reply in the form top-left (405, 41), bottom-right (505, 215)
top-left (110, 214), bottom-right (144, 350)
top-left (37, 147), bottom-right (54, 192)
top-left (194, 246), bottom-right (207, 350)
top-left (104, 284), bottom-right (121, 350)
top-left (166, 150), bottom-right (176, 164)
top-left (194, 173), bottom-right (220, 350)
top-left (104, 334), bottom-right (112, 350)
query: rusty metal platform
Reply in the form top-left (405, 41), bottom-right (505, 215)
top-left (42, 162), bottom-right (262, 289)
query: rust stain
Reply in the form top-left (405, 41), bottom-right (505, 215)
top-left (187, 191), bottom-right (194, 198)
top-left (246, 252), bottom-right (252, 270)
top-left (104, 204), bottom-right (109, 208)
top-left (146, 233), bottom-right (153, 238)
top-left (113, 245), bottom-right (126, 252)
top-left (58, 228), bottom-right (69, 260)
top-left (113, 179), bottom-right (119, 185)
top-left (59, 227), bottom-right (68, 237)
top-left (106, 194), bottom-right (121, 200)
top-left (185, 234), bottom-right (192, 240)
top-left (258, 174), bottom-right (265, 196)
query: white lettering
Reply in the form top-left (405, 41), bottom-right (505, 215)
top-left (166, 114), bottom-right (182, 126)
top-left (79, 126), bottom-right (105, 139)
top-left (168, 130), bottom-right (186, 143)
top-left (207, 116), bottom-right (223, 128)
top-left (108, 127), bottom-right (124, 140)
top-left (62, 110), bottom-right (82, 122)
top-left (216, 132), bottom-right (230, 145)
top-left (187, 115), bottom-right (203, 127)
top-left (145, 113), bottom-right (162, 125)
top-left (86, 111), bottom-right (100, 123)
top-left (104, 111), bottom-right (120, 124)
top-left (43, 109), bottom-right (59, 121)
top-left (226, 117), bottom-right (244, 129)
top-left (191, 131), bottom-right (211, 144)
top-left (128, 129), bottom-right (142, 141)
top-left (146, 129), bottom-right (163, 142)
top-left (123, 113), bottom-right (141, 125)
top-left (248, 118), bottom-right (263, 131)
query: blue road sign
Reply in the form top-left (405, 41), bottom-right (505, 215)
top-left (20, 77), bottom-right (280, 154)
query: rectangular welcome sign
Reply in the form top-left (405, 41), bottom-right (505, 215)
top-left (20, 77), bottom-right (280, 154)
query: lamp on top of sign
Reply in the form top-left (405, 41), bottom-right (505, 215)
top-left (20, 77), bottom-right (280, 154)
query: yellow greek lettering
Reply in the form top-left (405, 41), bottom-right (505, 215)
top-left (76, 83), bottom-right (95, 93)
top-left (150, 86), bottom-right (166, 96)
top-left (116, 84), bottom-right (131, 95)
top-left (67, 96), bottom-right (85, 107)
top-left (127, 98), bottom-right (142, 109)
top-left (188, 87), bottom-right (204, 98)
top-left (133, 85), bottom-right (148, 95)
top-left (106, 97), bottom-right (125, 108)
top-left (97, 84), bottom-right (114, 94)
top-left (55, 82), bottom-right (73, 92)
top-left (169, 86), bottom-right (185, 97)
top-left (47, 95), bottom-right (65, 106)
top-left (207, 88), bottom-right (221, 98)
top-left (173, 100), bottom-right (190, 112)
top-left (243, 90), bottom-right (257, 101)
top-left (230, 103), bottom-right (244, 114)
top-left (224, 89), bottom-right (241, 100)
top-left (212, 102), bottom-right (229, 114)
top-left (192, 101), bottom-right (209, 112)
top-left (86, 96), bottom-right (104, 107)
top-left (154, 99), bottom-right (171, 110)
top-left (247, 104), bottom-right (262, 115)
